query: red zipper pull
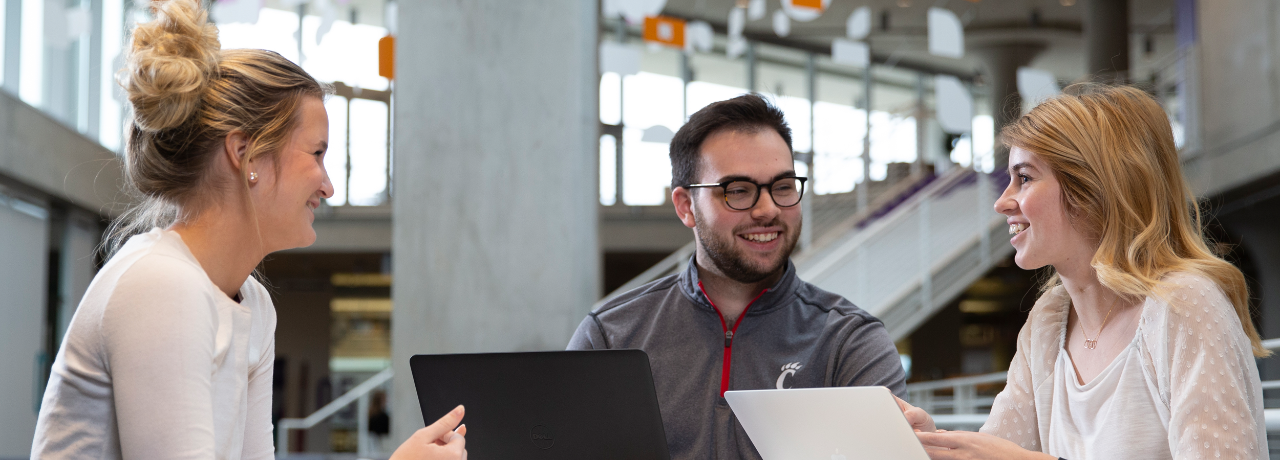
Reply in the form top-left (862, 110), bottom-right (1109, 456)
top-left (724, 330), bottom-right (734, 348)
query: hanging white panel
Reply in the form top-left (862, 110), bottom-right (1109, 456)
top-left (831, 39), bottom-right (869, 68)
top-left (727, 7), bottom-right (748, 59)
top-left (846, 7), bottom-right (871, 40)
top-left (772, 9), bottom-right (791, 37)
top-left (599, 41), bottom-right (641, 76)
top-left (927, 8), bottom-right (964, 59)
top-left (1017, 67), bottom-right (1062, 107)
top-left (314, 0), bottom-right (338, 45)
top-left (748, 0), bottom-right (767, 20)
top-left (728, 7), bottom-right (746, 38)
top-left (641, 125), bottom-right (676, 144)
top-left (685, 21), bottom-right (714, 53)
top-left (935, 75), bottom-right (972, 134)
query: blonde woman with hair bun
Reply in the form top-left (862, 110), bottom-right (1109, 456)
top-left (896, 84), bottom-right (1268, 459)
top-left (31, 1), bottom-right (467, 459)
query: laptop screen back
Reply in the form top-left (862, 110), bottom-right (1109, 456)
top-left (410, 350), bottom-right (670, 460)
top-left (725, 386), bottom-right (930, 460)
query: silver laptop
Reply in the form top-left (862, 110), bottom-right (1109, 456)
top-left (725, 386), bottom-right (929, 460)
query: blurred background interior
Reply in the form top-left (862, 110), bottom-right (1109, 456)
top-left (3, 0), bottom-right (1280, 458)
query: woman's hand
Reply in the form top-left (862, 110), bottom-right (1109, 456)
top-left (389, 405), bottom-right (468, 460)
top-left (916, 431), bottom-right (1055, 460)
top-left (894, 395), bottom-right (936, 433)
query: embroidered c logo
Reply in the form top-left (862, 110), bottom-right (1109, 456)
top-left (776, 362), bottom-right (803, 389)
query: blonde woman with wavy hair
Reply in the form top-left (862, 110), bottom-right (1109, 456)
top-left (897, 84), bottom-right (1268, 459)
top-left (31, 1), bottom-right (466, 459)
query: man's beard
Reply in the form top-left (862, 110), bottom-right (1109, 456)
top-left (693, 205), bottom-right (800, 284)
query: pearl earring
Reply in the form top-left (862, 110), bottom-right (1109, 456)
top-left (249, 172), bottom-right (258, 182)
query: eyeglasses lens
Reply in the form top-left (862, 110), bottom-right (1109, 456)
top-left (771, 178), bottom-right (801, 207)
top-left (724, 181), bottom-right (758, 210)
top-left (723, 178), bottom-right (803, 210)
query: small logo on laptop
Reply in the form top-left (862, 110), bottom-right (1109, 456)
top-left (529, 424), bottom-right (555, 450)
top-left (831, 449), bottom-right (847, 460)
top-left (776, 362), bottom-right (803, 389)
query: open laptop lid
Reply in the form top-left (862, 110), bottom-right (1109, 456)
top-left (725, 386), bottom-right (930, 460)
top-left (411, 350), bottom-right (670, 460)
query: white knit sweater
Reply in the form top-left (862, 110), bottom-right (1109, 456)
top-left (32, 228), bottom-right (276, 460)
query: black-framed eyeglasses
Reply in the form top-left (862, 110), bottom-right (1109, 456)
top-left (682, 177), bottom-right (808, 211)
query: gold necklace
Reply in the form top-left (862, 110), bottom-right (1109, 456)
top-left (1079, 295), bottom-right (1121, 350)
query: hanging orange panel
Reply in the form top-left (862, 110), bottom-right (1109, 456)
top-left (378, 34), bottom-right (395, 80)
top-left (642, 15), bottom-right (685, 48)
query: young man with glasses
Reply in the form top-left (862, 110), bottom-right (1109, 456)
top-left (568, 94), bottom-right (906, 459)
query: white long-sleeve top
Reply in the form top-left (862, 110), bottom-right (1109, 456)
top-left (980, 272), bottom-right (1268, 459)
top-left (32, 228), bottom-right (276, 460)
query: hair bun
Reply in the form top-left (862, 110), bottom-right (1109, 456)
top-left (122, 0), bottom-right (220, 132)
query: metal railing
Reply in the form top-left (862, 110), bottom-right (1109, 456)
top-left (904, 371), bottom-right (1007, 431)
top-left (797, 167), bottom-right (1012, 342)
top-left (591, 243), bottom-right (695, 311)
top-left (906, 338), bottom-right (1280, 432)
top-left (905, 372), bottom-right (1006, 414)
top-left (276, 367), bottom-right (394, 458)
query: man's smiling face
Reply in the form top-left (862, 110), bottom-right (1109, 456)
top-left (676, 128), bottom-right (801, 283)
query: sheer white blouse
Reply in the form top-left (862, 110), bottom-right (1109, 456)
top-left (980, 272), bottom-right (1267, 460)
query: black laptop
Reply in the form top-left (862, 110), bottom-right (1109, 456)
top-left (410, 349), bottom-right (671, 459)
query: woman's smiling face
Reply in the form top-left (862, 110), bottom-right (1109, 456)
top-left (249, 96), bottom-right (334, 252)
top-left (995, 146), bottom-right (1094, 271)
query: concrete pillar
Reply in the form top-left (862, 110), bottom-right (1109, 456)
top-left (972, 43), bottom-right (1045, 169)
top-left (390, 0), bottom-right (599, 443)
top-left (1084, 0), bottom-right (1130, 83)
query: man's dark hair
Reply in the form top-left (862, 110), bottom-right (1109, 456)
top-left (669, 93), bottom-right (793, 188)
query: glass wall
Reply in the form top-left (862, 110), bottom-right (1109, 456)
top-left (812, 63), bottom-right (865, 195)
top-left (599, 25), bottom-right (959, 205)
top-left (216, 2), bottom-right (392, 206)
top-left (0, 0), bottom-right (394, 207)
top-left (17, 0), bottom-right (41, 106)
top-left (757, 58), bottom-right (812, 154)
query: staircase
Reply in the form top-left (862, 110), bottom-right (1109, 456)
top-left (596, 165), bottom-right (1012, 343)
top-left (794, 168), bottom-right (1011, 340)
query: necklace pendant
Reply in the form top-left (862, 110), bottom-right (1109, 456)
top-left (1084, 338), bottom-right (1098, 349)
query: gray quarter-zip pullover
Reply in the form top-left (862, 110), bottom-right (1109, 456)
top-left (567, 257), bottom-right (907, 460)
